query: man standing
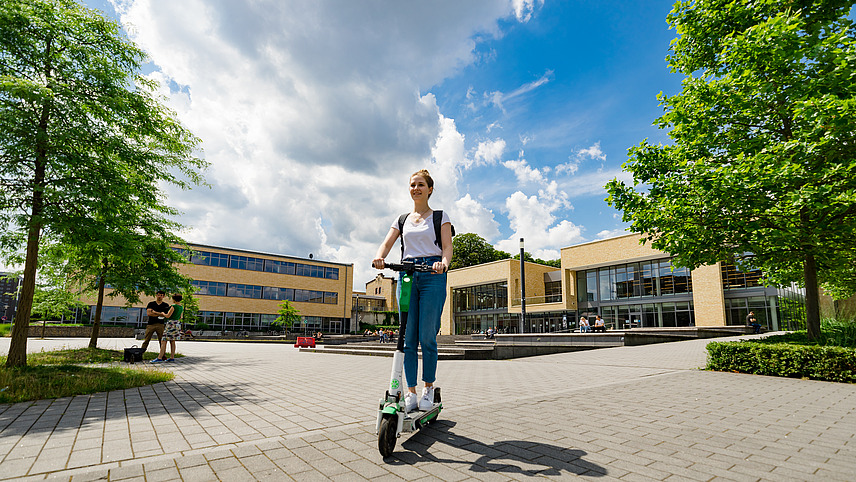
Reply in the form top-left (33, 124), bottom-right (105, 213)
top-left (142, 291), bottom-right (170, 355)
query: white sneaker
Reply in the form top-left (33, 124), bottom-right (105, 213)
top-left (418, 387), bottom-right (435, 411)
top-left (404, 392), bottom-right (418, 412)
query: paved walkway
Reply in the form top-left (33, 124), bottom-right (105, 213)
top-left (0, 334), bottom-right (854, 481)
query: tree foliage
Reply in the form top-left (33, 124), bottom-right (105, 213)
top-left (450, 233), bottom-right (511, 269)
top-left (606, 0), bottom-right (856, 340)
top-left (0, 0), bottom-right (206, 366)
top-left (272, 300), bottom-right (301, 332)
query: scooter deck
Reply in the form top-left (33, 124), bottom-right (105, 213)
top-left (402, 403), bottom-right (442, 432)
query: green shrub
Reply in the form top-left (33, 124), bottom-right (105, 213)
top-left (706, 341), bottom-right (856, 383)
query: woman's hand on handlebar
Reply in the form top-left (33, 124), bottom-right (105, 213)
top-left (372, 258), bottom-right (385, 270)
top-left (432, 261), bottom-right (448, 274)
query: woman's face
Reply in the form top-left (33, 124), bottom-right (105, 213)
top-left (410, 175), bottom-right (432, 201)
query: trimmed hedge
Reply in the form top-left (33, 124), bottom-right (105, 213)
top-left (706, 341), bottom-right (856, 383)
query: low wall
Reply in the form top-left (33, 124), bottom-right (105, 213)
top-left (25, 325), bottom-right (135, 338)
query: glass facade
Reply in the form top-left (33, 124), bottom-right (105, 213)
top-left (452, 282), bottom-right (513, 334)
top-left (185, 249), bottom-right (341, 280)
top-left (720, 261), bottom-right (804, 332)
top-left (574, 259), bottom-right (695, 330)
top-left (577, 259), bottom-right (692, 305)
top-left (192, 280), bottom-right (337, 305)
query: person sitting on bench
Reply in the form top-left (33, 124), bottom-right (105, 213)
top-left (593, 315), bottom-right (606, 332)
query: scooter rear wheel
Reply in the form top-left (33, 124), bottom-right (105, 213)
top-left (378, 415), bottom-right (396, 457)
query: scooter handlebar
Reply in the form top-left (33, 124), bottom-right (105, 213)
top-left (383, 261), bottom-right (435, 273)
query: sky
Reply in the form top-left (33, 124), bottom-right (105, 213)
top-left (79, 0), bottom-right (685, 290)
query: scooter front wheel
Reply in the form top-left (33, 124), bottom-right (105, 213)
top-left (378, 414), bottom-right (397, 457)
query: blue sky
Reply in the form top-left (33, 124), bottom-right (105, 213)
top-left (82, 0), bottom-right (684, 288)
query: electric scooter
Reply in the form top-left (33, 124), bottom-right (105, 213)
top-left (375, 261), bottom-right (442, 458)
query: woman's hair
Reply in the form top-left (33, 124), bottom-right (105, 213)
top-left (411, 169), bottom-right (435, 198)
top-left (172, 294), bottom-right (183, 302)
top-left (411, 169), bottom-right (434, 188)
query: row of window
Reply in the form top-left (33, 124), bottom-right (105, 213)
top-left (197, 311), bottom-right (342, 333)
top-left (576, 259), bottom-right (693, 304)
top-left (452, 281), bottom-right (509, 314)
top-left (192, 280), bottom-right (338, 304)
top-left (175, 248), bottom-right (340, 280)
top-left (721, 262), bottom-right (764, 290)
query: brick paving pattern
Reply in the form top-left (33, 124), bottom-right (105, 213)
top-left (1, 334), bottom-right (854, 481)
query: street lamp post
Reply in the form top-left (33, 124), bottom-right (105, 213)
top-left (519, 238), bottom-right (526, 334)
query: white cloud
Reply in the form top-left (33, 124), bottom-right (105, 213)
top-left (596, 228), bottom-right (628, 239)
top-left (556, 141), bottom-right (607, 175)
top-left (494, 186), bottom-right (582, 260)
top-left (472, 138), bottom-right (506, 167)
top-left (452, 194), bottom-right (501, 241)
top-left (108, 0), bottom-right (535, 289)
top-left (511, 0), bottom-right (543, 22)
top-left (502, 153), bottom-right (545, 184)
top-left (487, 70), bottom-right (552, 112)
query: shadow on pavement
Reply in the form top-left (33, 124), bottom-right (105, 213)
top-left (394, 421), bottom-right (606, 477)
top-left (0, 378), bottom-right (265, 437)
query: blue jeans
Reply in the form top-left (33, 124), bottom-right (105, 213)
top-left (399, 256), bottom-right (447, 387)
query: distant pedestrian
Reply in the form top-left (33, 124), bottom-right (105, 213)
top-left (158, 294), bottom-right (184, 362)
top-left (593, 315), bottom-right (606, 333)
top-left (143, 291), bottom-right (170, 359)
top-left (579, 316), bottom-right (591, 333)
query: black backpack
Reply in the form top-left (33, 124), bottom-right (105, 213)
top-left (397, 210), bottom-right (455, 259)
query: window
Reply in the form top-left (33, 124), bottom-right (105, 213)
top-left (230, 255), bottom-right (264, 271)
top-left (325, 267), bottom-right (339, 280)
top-left (227, 283), bottom-right (263, 299)
top-left (545, 281), bottom-right (562, 303)
top-left (192, 280), bottom-right (227, 297)
top-left (191, 251), bottom-right (229, 267)
top-left (265, 260), bottom-right (296, 275)
top-left (324, 292), bottom-right (338, 304)
top-left (198, 311), bottom-right (223, 328)
top-left (263, 286), bottom-right (293, 301)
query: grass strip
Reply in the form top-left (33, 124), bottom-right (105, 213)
top-left (0, 348), bottom-right (175, 404)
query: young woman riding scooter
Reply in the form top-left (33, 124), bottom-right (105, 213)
top-left (372, 169), bottom-right (453, 413)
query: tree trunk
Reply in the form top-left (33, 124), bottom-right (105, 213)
top-left (5, 223), bottom-right (41, 368)
top-left (88, 264), bottom-right (106, 349)
top-left (7, 38), bottom-right (53, 368)
top-left (804, 252), bottom-right (821, 341)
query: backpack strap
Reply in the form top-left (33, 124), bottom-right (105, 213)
top-left (397, 213), bottom-right (409, 260)
top-left (433, 210), bottom-right (443, 249)
top-left (399, 210), bottom-right (455, 260)
top-left (433, 210), bottom-right (456, 249)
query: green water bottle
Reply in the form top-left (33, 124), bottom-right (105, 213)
top-left (399, 273), bottom-right (413, 313)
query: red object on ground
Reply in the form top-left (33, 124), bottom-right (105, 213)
top-left (294, 337), bottom-right (315, 348)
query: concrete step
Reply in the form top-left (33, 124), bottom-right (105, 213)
top-left (298, 343), bottom-right (494, 360)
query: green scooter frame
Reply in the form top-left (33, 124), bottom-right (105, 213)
top-left (375, 261), bottom-right (443, 458)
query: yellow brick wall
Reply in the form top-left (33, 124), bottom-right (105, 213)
top-left (561, 233), bottom-right (663, 268)
top-left (689, 263), bottom-right (726, 326)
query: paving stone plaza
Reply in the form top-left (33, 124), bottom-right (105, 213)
top-left (1, 334), bottom-right (854, 481)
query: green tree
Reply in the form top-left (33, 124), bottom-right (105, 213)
top-left (0, 0), bottom-right (206, 367)
top-left (30, 284), bottom-right (85, 322)
top-left (181, 292), bottom-right (200, 328)
top-left (606, 0), bottom-right (856, 340)
top-left (271, 300), bottom-right (301, 333)
top-left (450, 233), bottom-right (511, 269)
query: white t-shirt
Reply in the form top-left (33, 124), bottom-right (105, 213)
top-left (391, 211), bottom-right (451, 260)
